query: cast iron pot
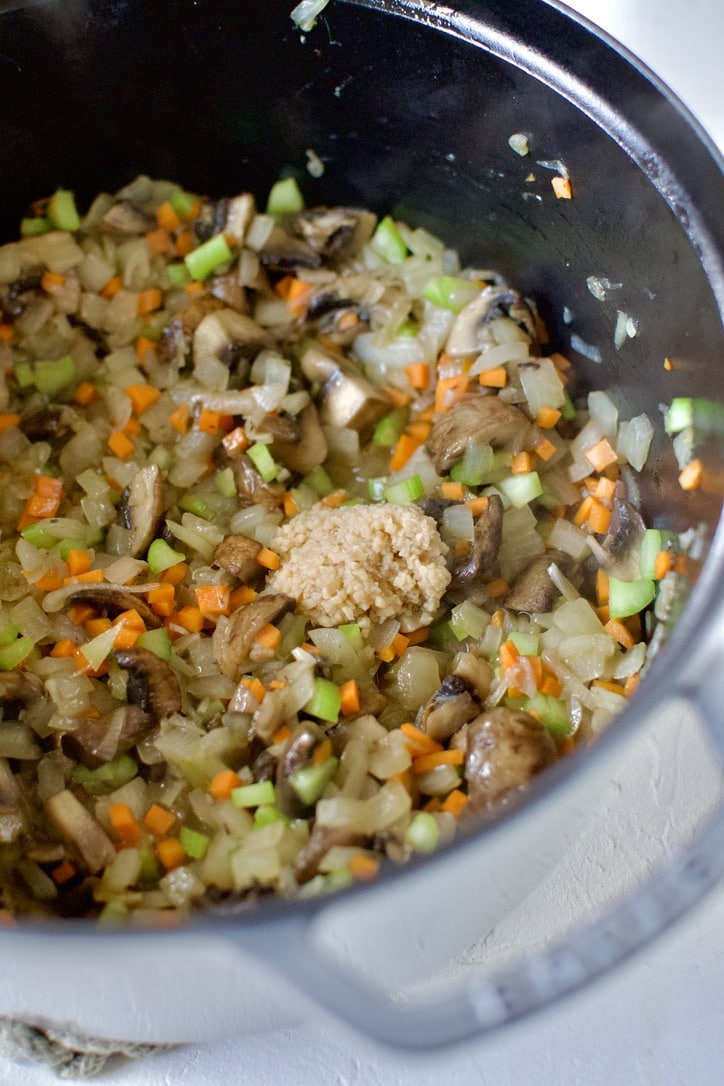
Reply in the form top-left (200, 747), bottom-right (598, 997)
top-left (0, 0), bottom-right (722, 1053)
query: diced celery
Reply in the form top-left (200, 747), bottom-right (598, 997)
top-left (247, 442), bottom-right (279, 483)
top-left (499, 471), bottom-right (544, 508)
top-left (266, 176), bottom-right (305, 216)
top-left (665, 397), bottom-right (724, 436)
top-left (304, 465), bottom-right (334, 497)
top-left (231, 780), bottom-right (277, 809)
top-left (58, 537), bottom-right (90, 560)
top-left (166, 262), bottom-right (191, 286)
top-left (180, 826), bottom-right (210, 860)
top-left (339, 623), bottom-right (364, 652)
top-left (214, 467), bottom-right (237, 498)
top-left (138, 848), bottom-right (160, 888)
top-left (368, 477), bottom-right (388, 501)
top-left (608, 577), bottom-right (656, 619)
top-left (170, 190), bottom-right (199, 220)
top-left (20, 523), bottom-right (57, 549)
top-left (13, 360), bottom-right (34, 388)
top-left (253, 805), bottom-right (289, 829)
top-left (422, 276), bottom-right (480, 312)
top-left (98, 900), bottom-right (128, 925)
top-left (508, 630), bottom-right (540, 656)
top-left (449, 441), bottom-right (495, 486)
top-left (324, 867), bottom-right (354, 893)
top-left (405, 811), bottom-right (440, 853)
top-left (397, 319), bottom-right (418, 337)
top-left (373, 408), bottom-right (408, 448)
top-left (289, 757), bottom-right (339, 806)
top-left (179, 494), bottom-right (215, 521)
top-left (639, 529), bottom-right (663, 580)
top-left (20, 216), bottom-right (51, 237)
top-left (147, 538), bottom-right (186, 573)
top-left (384, 474), bottom-right (424, 505)
top-left (71, 754), bottom-right (138, 797)
top-left (561, 393), bottom-right (576, 421)
top-left (0, 624), bottom-right (21, 649)
top-left (136, 627), bottom-right (173, 661)
top-left (304, 677), bottom-right (342, 723)
top-left (449, 599), bottom-right (489, 641)
top-left (184, 232), bottom-right (232, 281)
top-left (0, 636), bottom-right (34, 670)
top-left (526, 693), bottom-right (572, 736)
top-left (370, 216), bottom-right (408, 265)
top-left (48, 189), bottom-right (80, 232)
top-left (32, 355), bottom-right (76, 397)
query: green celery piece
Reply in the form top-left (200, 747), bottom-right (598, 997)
top-left (639, 529), bottom-right (663, 580)
top-left (526, 693), bottom-right (572, 736)
top-left (0, 624), bottom-right (21, 649)
top-left (170, 190), bottom-right (199, 220)
top-left (289, 757), bottom-right (339, 807)
top-left (449, 440), bottom-right (494, 486)
top-left (397, 319), bottom-right (419, 337)
top-left (266, 176), bottom-right (305, 216)
top-left (185, 232), bottom-right (232, 281)
top-left (147, 538), bottom-right (186, 573)
top-left (370, 216), bottom-right (408, 265)
top-left (136, 627), bottom-right (173, 661)
top-left (405, 811), bottom-right (440, 853)
top-left (166, 262), bottom-right (191, 286)
top-left (98, 900), bottom-right (128, 925)
top-left (71, 753), bottom-right (138, 797)
top-left (138, 848), bottom-right (160, 888)
top-left (21, 523), bottom-right (57, 549)
top-left (179, 494), bottom-right (215, 521)
top-left (561, 393), bottom-right (576, 421)
top-left (304, 677), bottom-right (342, 723)
top-left (665, 397), bottom-right (724, 436)
top-left (499, 471), bottom-right (543, 508)
top-left (373, 408), bottom-right (408, 448)
top-left (231, 780), bottom-right (277, 809)
top-left (0, 636), bottom-right (34, 670)
top-left (304, 465), bottom-right (334, 497)
top-left (339, 623), bottom-right (364, 652)
top-left (48, 189), bottom-right (80, 232)
top-left (508, 630), bottom-right (540, 656)
top-left (247, 442), bottom-right (279, 483)
top-left (449, 599), bottom-right (489, 641)
top-left (180, 826), bottom-right (210, 860)
top-left (33, 355), bottom-right (76, 397)
top-left (253, 805), bottom-right (288, 829)
top-left (608, 577), bottom-right (656, 619)
top-left (214, 467), bottom-right (237, 498)
top-left (59, 537), bottom-right (91, 561)
top-left (368, 477), bottom-right (388, 501)
top-left (384, 474), bottom-right (424, 505)
top-left (324, 868), bottom-right (354, 893)
top-left (422, 275), bottom-right (479, 312)
top-left (20, 217), bottom-right (52, 237)
top-left (13, 360), bottom-right (34, 389)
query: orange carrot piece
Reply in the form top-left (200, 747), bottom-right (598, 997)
top-left (195, 584), bottom-right (231, 617)
top-left (134, 335), bottom-right (157, 367)
top-left (435, 372), bottom-right (469, 412)
top-left (73, 382), bottom-right (98, 406)
top-left (588, 499), bottom-right (612, 535)
top-left (405, 362), bottom-right (431, 390)
top-left (241, 676), bottom-right (266, 704)
top-left (34, 572), bottom-right (65, 592)
top-left (573, 495), bottom-right (594, 526)
top-left (175, 230), bottom-right (194, 257)
top-left (66, 549), bottom-right (91, 577)
top-left (222, 426), bottom-right (249, 455)
top-left (380, 385), bottom-right (411, 408)
top-left (499, 640), bottom-right (519, 671)
top-left (413, 748), bottom-right (465, 774)
top-left (465, 496), bottom-right (489, 517)
top-left (320, 489), bottom-right (347, 509)
top-left (391, 633), bottom-right (410, 658)
top-left (376, 645), bottom-right (395, 663)
top-left (143, 803), bottom-right (176, 836)
top-left (478, 366), bottom-right (508, 388)
top-left (41, 269), bottom-right (65, 292)
top-left (533, 436), bottom-right (557, 461)
top-left (50, 860), bottom-right (77, 885)
top-left (604, 619), bottom-right (635, 649)
top-left (592, 679), bottom-right (626, 696)
top-left (156, 837), bottom-right (186, 871)
top-left (441, 481), bottom-right (465, 500)
top-left (156, 201), bottom-right (181, 231)
top-left (405, 626), bottom-right (430, 646)
top-left (536, 406), bottom-right (561, 429)
top-left (64, 568), bottom-right (104, 586)
top-left (339, 679), bottom-right (360, 716)
top-left (679, 458), bottom-right (703, 491)
top-left (271, 724), bottom-right (292, 746)
top-left (229, 586), bottom-right (258, 609)
top-left (126, 383), bottom-right (162, 415)
top-left (160, 561), bottom-right (188, 586)
top-left (100, 275), bottom-right (121, 299)
top-left (67, 603), bottom-right (96, 626)
top-left (146, 583), bottom-right (176, 617)
top-left (0, 412), bottom-right (20, 433)
top-left (108, 803), bottom-right (141, 845)
top-left (256, 547), bottom-right (280, 571)
top-left (624, 674), bottom-right (640, 699)
top-left (540, 673), bottom-right (563, 698)
top-left (552, 176), bottom-right (573, 199)
top-left (485, 578), bottom-right (510, 600)
top-left (169, 403), bottom-right (191, 435)
top-left (441, 789), bottom-right (469, 817)
top-left (136, 288), bottom-right (162, 317)
top-left (596, 568), bottom-right (610, 605)
top-left (313, 738), bottom-right (333, 766)
top-left (399, 723), bottom-right (443, 757)
top-left (283, 491), bottom-right (298, 517)
top-left (108, 430), bottom-right (135, 459)
top-left (348, 854), bottom-right (380, 881)
top-left (594, 476), bottom-right (617, 502)
top-left (196, 408), bottom-right (222, 435)
top-left (254, 623), bottom-right (282, 651)
top-left (511, 451), bottom-right (535, 475)
top-left (50, 638), bottom-right (78, 658)
top-left (209, 770), bottom-right (243, 800)
top-left (406, 420), bottom-right (432, 442)
top-left (0, 324), bottom-right (14, 342)
top-left (585, 438), bottom-right (618, 472)
top-left (389, 433), bottom-right (421, 472)
top-left (84, 617), bottom-right (112, 637)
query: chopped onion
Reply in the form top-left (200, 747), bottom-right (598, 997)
top-left (468, 340), bottom-right (529, 375)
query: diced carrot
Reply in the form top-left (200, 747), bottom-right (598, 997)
top-left (209, 770), bottom-right (243, 800)
top-left (272, 724), bottom-right (292, 746)
top-left (348, 854), bottom-right (380, 881)
top-left (143, 803), bottom-right (176, 836)
top-left (573, 495), bottom-right (594, 527)
top-left (320, 489), bottom-right (347, 509)
top-left (229, 585), bottom-right (258, 609)
top-left (441, 481), bottom-right (465, 500)
top-left (136, 288), bottom-right (162, 317)
top-left (536, 406), bottom-right (562, 429)
top-left (64, 568), bottom-right (104, 586)
top-left (50, 860), bottom-right (77, 885)
top-left (441, 789), bottom-right (469, 817)
top-left (241, 676), bottom-right (266, 704)
top-left (66, 549), bottom-right (91, 577)
top-left (277, 276), bottom-right (313, 317)
top-left (160, 561), bottom-right (188, 586)
top-left (375, 645), bottom-right (395, 663)
top-left (146, 583), bottom-right (176, 617)
top-left (532, 436), bottom-right (557, 461)
top-left (125, 383), bottom-right (162, 415)
top-left (465, 496), bottom-right (489, 517)
top-left (624, 673), bottom-right (640, 698)
top-left (313, 738), bottom-right (333, 766)
top-left (145, 226), bottom-right (170, 255)
top-left (67, 603), bottom-right (96, 626)
top-left (413, 748), bottom-right (465, 774)
top-left (169, 403), bottom-right (191, 435)
top-left (35, 474), bottom-right (64, 500)
top-left (222, 426), bottom-right (249, 455)
top-left (108, 803), bottom-right (141, 845)
top-left (254, 623), bottom-right (282, 651)
top-left (679, 458), bottom-right (703, 491)
top-left (422, 797), bottom-right (443, 813)
top-left (134, 335), bottom-right (157, 368)
top-left (604, 619), bottom-right (635, 650)
top-left (337, 310), bottom-right (359, 331)
top-left (50, 639), bottom-right (78, 658)
top-left (112, 625), bottom-right (142, 650)
top-left (499, 640), bottom-right (519, 671)
top-left (34, 572), bottom-right (65, 591)
top-left (84, 617), bottom-right (112, 637)
top-left (156, 837), bottom-right (186, 871)
top-left (380, 384), bottom-right (411, 408)
top-left (588, 499), bottom-right (612, 535)
top-left (0, 324), bottom-right (14, 342)
top-left (175, 229), bottom-right (194, 258)
top-left (435, 372), bottom-right (468, 412)
top-left (406, 420), bottom-right (432, 442)
top-left (552, 176), bottom-right (573, 199)
top-left (339, 679), bottom-right (360, 716)
top-left (156, 200), bottom-right (181, 231)
top-left (0, 413), bottom-right (20, 436)
top-left (478, 366), bottom-right (507, 388)
top-left (122, 416), bottom-right (141, 437)
top-left (283, 491), bottom-right (298, 517)
top-left (405, 362), bottom-right (431, 390)
top-left (256, 547), bottom-right (280, 571)
top-left (405, 627), bottom-right (430, 646)
top-left (485, 578), bottom-right (510, 600)
top-left (195, 584), bottom-right (231, 617)
top-left (400, 723), bottom-right (443, 756)
top-left (196, 408), bottom-right (222, 435)
top-left (100, 275), bottom-right (121, 299)
top-left (596, 604), bottom-right (610, 624)
top-left (183, 280), bottom-right (206, 298)
top-left (540, 673), bottom-right (563, 698)
top-left (389, 433), bottom-right (421, 472)
top-left (511, 450), bottom-right (536, 475)
top-left (73, 382), bottom-right (99, 406)
top-left (391, 632), bottom-right (410, 658)
top-left (41, 269), bottom-right (65, 292)
top-left (594, 476), bottom-right (617, 502)
top-left (592, 679), bottom-right (626, 696)
top-left (585, 438), bottom-right (618, 473)
top-left (108, 430), bottom-right (135, 459)
top-left (596, 568), bottom-right (610, 605)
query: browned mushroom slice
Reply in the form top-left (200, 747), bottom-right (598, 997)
top-left (294, 825), bottom-right (366, 884)
top-left (0, 757), bottom-right (25, 844)
top-left (214, 533), bottom-right (262, 582)
top-left (421, 675), bottom-right (479, 743)
top-left (505, 549), bottom-right (576, 613)
top-left (258, 225), bottom-right (323, 271)
top-left (464, 707), bottom-right (557, 812)
top-left (45, 789), bottom-right (116, 873)
top-left (300, 346), bottom-right (390, 436)
top-left (20, 405), bottom-right (75, 441)
top-left (446, 286), bottom-right (537, 356)
top-left (598, 496), bottom-right (646, 580)
top-left (194, 194), bottom-right (254, 246)
top-left (64, 586), bottom-right (162, 629)
top-left (0, 272), bottom-right (43, 320)
top-left (288, 207), bottom-right (377, 261)
top-left (113, 647), bottom-right (182, 721)
top-left (209, 273), bottom-right (247, 314)
top-left (450, 651), bottom-right (494, 700)
top-left (425, 397), bottom-right (530, 475)
top-left (231, 453), bottom-right (286, 510)
top-left (62, 704), bottom-right (154, 768)
top-left (100, 200), bottom-right (154, 236)
top-left (270, 402), bottom-right (328, 474)
top-left (275, 720), bottom-right (323, 817)
top-left (449, 493), bottom-right (504, 585)
top-left (157, 294), bottom-right (227, 371)
top-left (213, 594), bottom-right (295, 680)
top-left (119, 463), bottom-right (163, 558)
top-left (192, 310), bottom-right (274, 384)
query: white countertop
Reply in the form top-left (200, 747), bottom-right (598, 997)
top-left (3, 0), bottom-right (724, 1082)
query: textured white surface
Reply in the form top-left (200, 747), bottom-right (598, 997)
top-left (3, 0), bottom-right (724, 1081)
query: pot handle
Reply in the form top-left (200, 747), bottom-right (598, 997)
top-left (236, 680), bottom-right (724, 1051)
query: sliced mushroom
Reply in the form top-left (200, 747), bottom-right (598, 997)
top-left (158, 295), bottom-right (226, 372)
top-left (505, 549), bottom-right (576, 613)
top-left (209, 273), bottom-right (248, 314)
top-left (421, 674), bottom-right (479, 743)
top-left (449, 493), bottom-right (504, 585)
top-left (0, 273), bottom-right (43, 319)
top-left (258, 225), bottom-right (322, 271)
top-left (425, 397), bottom-right (530, 474)
top-left (20, 405), bottom-right (75, 441)
top-left (270, 402), bottom-right (328, 474)
top-left (119, 463), bottom-right (163, 558)
top-left (62, 704), bottom-right (154, 768)
top-left (231, 453), bottom-right (286, 510)
top-left (100, 200), bottom-right (154, 236)
top-left (294, 825), bottom-right (366, 883)
top-left (0, 757), bottom-right (25, 844)
top-left (300, 344), bottom-right (390, 435)
top-left (288, 207), bottom-right (376, 261)
top-left (41, 583), bottom-right (162, 626)
top-left (192, 309), bottom-right (274, 385)
top-left (450, 651), bottom-right (494, 700)
top-left (113, 647), bottom-right (182, 721)
top-left (45, 789), bottom-right (116, 873)
top-left (464, 707), bottom-right (557, 812)
top-left (598, 497), bottom-right (646, 580)
top-left (194, 193), bottom-right (254, 246)
top-left (214, 533), bottom-right (262, 582)
top-left (213, 594), bottom-right (295, 680)
top-left (446, 286), bottom-right (537, 356)
top-left (275, 720), bottom-right (322, 817)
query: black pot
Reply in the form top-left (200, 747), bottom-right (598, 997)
top-left (0, 0), bottom-right (722, 1054)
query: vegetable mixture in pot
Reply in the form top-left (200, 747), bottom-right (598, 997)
top-left (0, 175), bottom-right (693, 921)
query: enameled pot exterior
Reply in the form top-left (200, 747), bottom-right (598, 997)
top-left (0, 0), bottom-right (722, 1050)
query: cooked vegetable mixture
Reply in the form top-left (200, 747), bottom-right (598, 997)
top-left (0, 175), bottom-right (687, 921)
